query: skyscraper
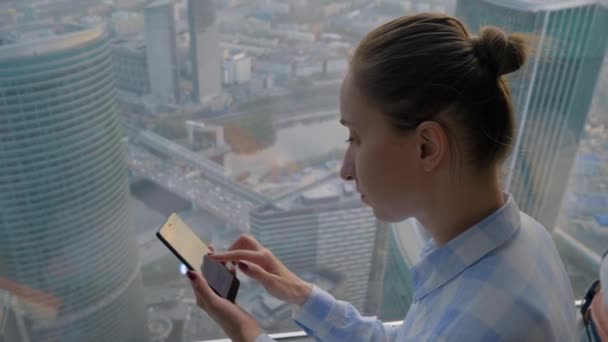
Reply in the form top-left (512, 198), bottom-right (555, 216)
top-left (112, 40), bottom-right (150, 97)
top-left (188, 0), bottom-right (222, 103)
top-left (145, 0), bottom-right (180, 103)
top-left (378, 220), bottom-right (425, 321)
top-left (457, 0), bottom-right (608, 229)
top-left (0, 25), bottom-right (149, 341)
top-left (250, 179), bottom-right (385, 312)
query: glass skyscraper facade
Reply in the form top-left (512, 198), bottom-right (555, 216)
top-left (456, 0), bottom-right (608, 229)
top-left (188, 0), bottom-right (222, 103)
top-left (250, 179), bottom-right (384, 313)
top-left (144, 0), bottom-right (180, 103)
top-left (0, 25), bottom-right (148, 341)
top-left (378, 229), bottom-right (414, 321)
top-left (377, 220), bottom-right (426, 322)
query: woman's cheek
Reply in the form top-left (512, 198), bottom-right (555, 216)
top-left (355, 147), bottom-right (371, 186)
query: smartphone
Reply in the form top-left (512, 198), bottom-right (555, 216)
top-left (156, 213), bottom-right (239, 302)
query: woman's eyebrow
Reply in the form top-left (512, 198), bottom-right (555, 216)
top-left (339, 118), bottom-right (351, 126)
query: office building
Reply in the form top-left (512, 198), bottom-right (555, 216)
top-left (250, 178), bottom-right (385, 312)
top-left (112, 40), bottom-right (150, 96)
top-left (186, 120), bottom-right (226, 150)
top-left (145, 1), bottom-right (180, 103)
top-left (457, 0), bottom-right (608, 229)
top-left (0, 25), bottom-right (149, 341)
top-left (188, 0), bottom-right (222, 102)
top-left (254, 56), bottom-right (293, 81)
top-left (223, 51), bottom-right (252, 85)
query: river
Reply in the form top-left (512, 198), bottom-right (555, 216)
top-left (224, 116), bottom-right (347, 178)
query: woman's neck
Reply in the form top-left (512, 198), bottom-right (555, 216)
top-left (418, 172), bottom-right (505, 247)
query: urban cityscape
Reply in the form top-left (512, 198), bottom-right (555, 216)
top-left (0, 0), bottom-right (607, 341)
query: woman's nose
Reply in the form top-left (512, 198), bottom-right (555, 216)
top-left (340, 154), bottom-right (355, 181)
top-left (342, 172), bottom-right (354, 181)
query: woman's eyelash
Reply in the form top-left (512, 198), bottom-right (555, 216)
top-left (345, 137), bottom-right (354, 143)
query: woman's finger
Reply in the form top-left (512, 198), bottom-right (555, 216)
top-left (237, 260), bottom-right (275, 287)
top-left (208, 250), bottom-right (267, 265)
top-left (228, 235), bottom-right (262, 252)
top-left (206, 246), bottom-right (227, 266)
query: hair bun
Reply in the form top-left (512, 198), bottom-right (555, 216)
top-left (472, 26), bottom-right (528, 77)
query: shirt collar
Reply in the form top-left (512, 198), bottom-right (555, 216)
top-left (410, 193), bottom-right (521, 302)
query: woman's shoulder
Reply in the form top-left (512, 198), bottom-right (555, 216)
top-left (475, 209), bottom-right (571, 291)
top-left (444, 210), bottom-right (576, 340)
top-left (511, 210), bottom-right (572, 282)
top-left (441, 254), bottom-right (576, 341)
top-left (517, 210), bottom-right (555, 243)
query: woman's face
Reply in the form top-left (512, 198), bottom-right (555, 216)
top-left (339, 73), bottom-right (429, 222)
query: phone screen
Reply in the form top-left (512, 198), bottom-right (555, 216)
top-left (157, 213), bottom-right (210, 271)
top-left (156, 213), bottom-right (238, 300)
top-left (202, 255), bottom-right (234, 298)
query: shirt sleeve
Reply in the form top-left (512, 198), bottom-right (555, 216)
top-left (292, 285), bottom-right (399, 342)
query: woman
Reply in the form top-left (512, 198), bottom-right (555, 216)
top-left (583, 250), bottom-right (608, 341)
top-left (186, 13), bottom-right (576, 341)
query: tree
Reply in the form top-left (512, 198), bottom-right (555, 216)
top-left (224, 111), bottom-right (276, 154)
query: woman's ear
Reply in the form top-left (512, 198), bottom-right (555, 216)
top-left (414, 121), bottom-right (449, 172)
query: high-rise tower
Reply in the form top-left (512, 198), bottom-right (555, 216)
top-left (0, 24), bottom-right (149, 341)
top-left (188, 0), bottom-right (221, 103)
top-left (145, 0), bottom-right (180, 103)
top-left (457, 0), bottom-right (608, 229)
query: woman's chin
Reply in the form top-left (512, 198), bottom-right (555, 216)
top-left (371, 207), bottom-right (405, 223)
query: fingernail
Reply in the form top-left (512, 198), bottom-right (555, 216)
top-left (238, 262), bottom-right (248, 271)
top-left (186, 271), bottom-right (196, 281)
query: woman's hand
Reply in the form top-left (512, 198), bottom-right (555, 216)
top-left (187, 270), bottom-right (262, 342)
top-left (208, 235), bottom-right (313, 306)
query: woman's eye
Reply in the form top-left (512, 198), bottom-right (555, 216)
top-left (345, 137), bottom-right (354, 144)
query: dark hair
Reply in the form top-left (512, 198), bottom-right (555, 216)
top-left (351, 13), bottom-right (529, 170)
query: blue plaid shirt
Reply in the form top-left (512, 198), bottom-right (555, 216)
top-left (256, 195), bottom-right (576, 341)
